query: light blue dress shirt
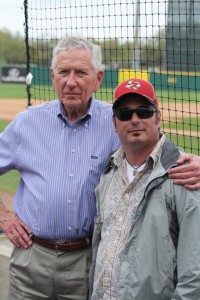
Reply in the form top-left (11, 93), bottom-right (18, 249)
top-left (0, 99), bottom-right (121, 239)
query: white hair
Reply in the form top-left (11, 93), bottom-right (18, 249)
top-left (51, 36), bottom-right (103, 74)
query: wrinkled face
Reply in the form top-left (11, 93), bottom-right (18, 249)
top-left (113, 95), bottom-right (161, 152)
top-left (51, 48), bottom-right (103, 113)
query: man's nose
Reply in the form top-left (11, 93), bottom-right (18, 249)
top-left (66, 73), bottom-right (77, 87)
top-left (130, 112), bottom-right (140, 123)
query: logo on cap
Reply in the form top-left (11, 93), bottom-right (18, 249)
top-left (125, 80), bottom-right (141, 90)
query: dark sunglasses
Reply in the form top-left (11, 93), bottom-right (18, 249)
top-left (114, 107), bottom-right (157, 121)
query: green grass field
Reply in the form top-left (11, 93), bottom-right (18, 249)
top-left (0, 83), bottom-right (199, 194)
top-left (1, 83), bottom-right (200, 102)
top-left (0, 83), bottom-right (27, 99)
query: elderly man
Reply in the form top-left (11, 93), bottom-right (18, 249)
top-left (89, 78), bottom-right (200, 299)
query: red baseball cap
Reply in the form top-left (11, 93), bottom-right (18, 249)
top-left (113, 78), bottom-right (159, 109)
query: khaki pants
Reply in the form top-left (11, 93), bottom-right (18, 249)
top-left (9, 242), bottom-right (92, 300)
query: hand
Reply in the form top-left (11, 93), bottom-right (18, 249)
top-left (0, 208), bottom-right (33, 249)
top-left (168, 153), bottom-right (200, 190)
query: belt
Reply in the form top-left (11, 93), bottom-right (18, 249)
top-left (31, 235), bottom-right (91, 251)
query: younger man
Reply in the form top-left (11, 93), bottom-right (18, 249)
top-left (89, 78), bottom-right (200, 299)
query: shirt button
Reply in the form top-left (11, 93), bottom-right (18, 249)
top-left (69, 174), bottom-right (74, 177)
top-left (72, 149), bottom-right (76, 153)
top-left (68, 227), bottom-right (72, 231)
top-left (73, 129), bottom-right (76, 132)
top-left (68, 200), bottom-right (72, 204)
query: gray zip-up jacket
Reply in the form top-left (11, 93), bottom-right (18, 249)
top-left (89, 139), bottom-right (200, 299)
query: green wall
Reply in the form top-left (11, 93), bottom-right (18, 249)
top-left (150, 72), bottom-right (200, 91)
top-left (2, 64), bottom-right (199, 92)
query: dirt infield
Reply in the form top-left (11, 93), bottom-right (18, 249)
top-left (0, 98), bottom-right (200, 122)
top-left (0, 98), bottom-right (199, 138)
top-left (0, 99), bottom-right (42, 121)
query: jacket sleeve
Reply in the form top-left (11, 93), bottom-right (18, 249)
top-left (171, 186), bottom-right (200, 299)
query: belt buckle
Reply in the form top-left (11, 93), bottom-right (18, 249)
top-left (86, 237), bottom-right (91, 246)
top-left (55, 240), bottom-right (68, 244)
top-left (55, 240), bottom-right (68, 251)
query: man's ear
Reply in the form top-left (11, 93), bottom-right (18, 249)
top-left (157, 110), bottom-right (162, 126)
top-left (50, 67), bottom-right (54, 79)
top-left (94, 70), bottom-right (104, 92)
top-left (50, 67), bottom-right (55, 90)
top-left (113, 116), bottom-right (117, 132)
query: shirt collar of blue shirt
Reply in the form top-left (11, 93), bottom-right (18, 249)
top-left (57, 97), bottom-right (94, 124)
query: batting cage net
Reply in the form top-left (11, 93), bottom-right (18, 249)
top-left (24, 0), bottom-right (200, 154)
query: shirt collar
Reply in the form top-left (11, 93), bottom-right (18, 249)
top-left (56, 97), bottom-right (94, 124)
top-left (148, 133), bottom-right (165, 168)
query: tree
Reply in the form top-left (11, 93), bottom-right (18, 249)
top-left (0, 29), bottom-right (26, 64)
top-left (29, 38), bottom-right (58, 66)
top-left (92, 38), bottom-right (134, 69)
top-left (140, 28), bottom-right (166, 70)
top-left (0, 27), bottom-right (166, 71)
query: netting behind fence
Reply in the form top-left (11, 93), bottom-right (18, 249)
top-left (24, 0), bottom-right (200, 154)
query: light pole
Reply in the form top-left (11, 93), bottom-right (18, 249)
top-left (133, 0), bottom-right (140, 70)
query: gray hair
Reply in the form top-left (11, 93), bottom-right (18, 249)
top-left (51, 36), bottom-right (103, 74)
